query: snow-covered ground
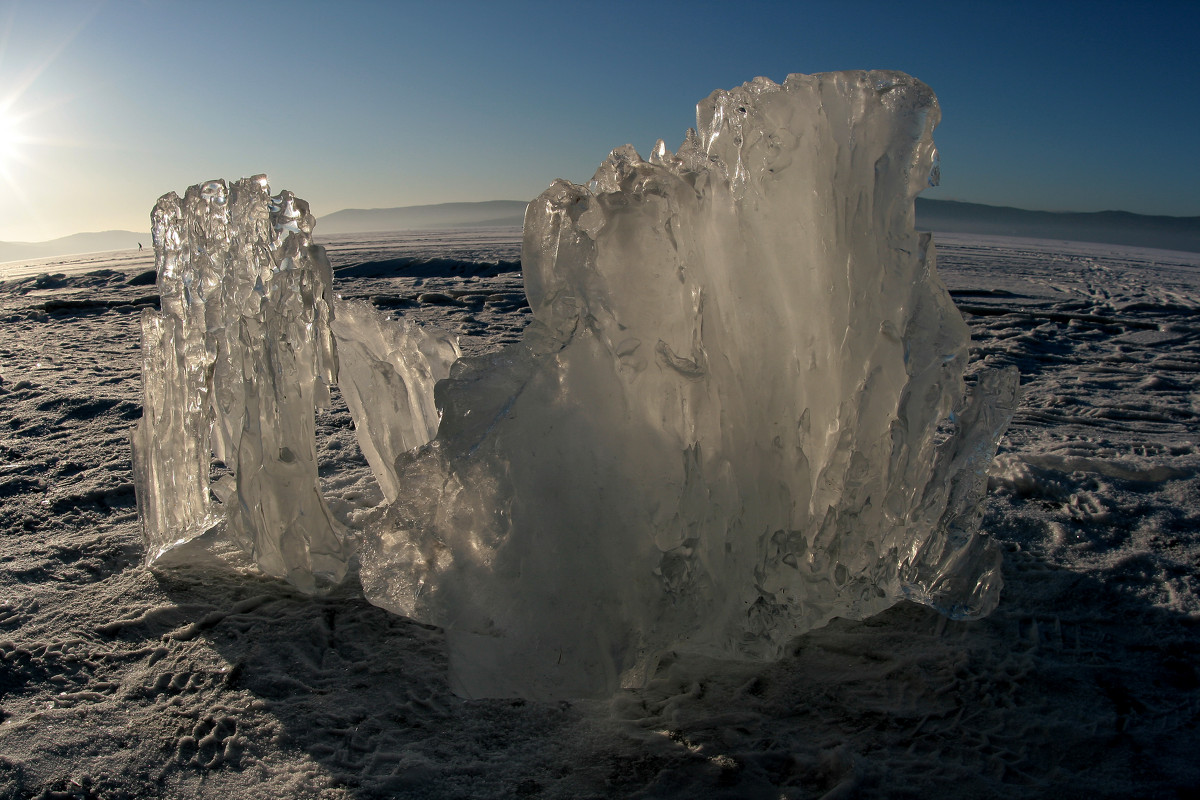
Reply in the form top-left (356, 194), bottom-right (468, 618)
top-left (1, 230), bottom-right (1197, 799)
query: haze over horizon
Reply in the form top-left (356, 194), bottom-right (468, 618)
top-left (0, 0), bottom-right (1196, 242)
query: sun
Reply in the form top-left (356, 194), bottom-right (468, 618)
top-left (0, 5), bottom-right (104, 241)
top-left (0, 109), bottom-right (22, 168)
top-left (0, 100), bottom-right (38, 186)
top-left (0, 95), bottom-right (53, 209)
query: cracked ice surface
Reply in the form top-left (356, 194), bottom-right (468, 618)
top-left (357, 71), bottom-right (1019, 698)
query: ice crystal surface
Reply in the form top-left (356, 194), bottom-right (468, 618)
top-left (133, 176), bottom-right (348, 592)
top-left (332, 300), bottom-right (461, 503)
top-left (133, 177), bottom-right (460, 592)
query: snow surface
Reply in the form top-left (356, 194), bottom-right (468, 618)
top-left (1, 230), bottom-right (1198, 798)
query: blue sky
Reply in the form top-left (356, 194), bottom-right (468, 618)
top-left (0, 0), bottom-right (1196, 241)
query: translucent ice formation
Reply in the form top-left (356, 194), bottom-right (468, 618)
top-left (133, 176), bottom-right (349, 592)
top-left (357, 71), bottom-right (1019, 698)
top-left (133, 176), bottom-right (462, 593)
top-left (331, 300), bottom-right (461, 503)
top-left (134, 71), bottom-right (1019, 701)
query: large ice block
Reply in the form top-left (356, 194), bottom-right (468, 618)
top-left (357, 71), bottom-right (1019, 698)
top-left (132, 176), bottom-right (350, 593)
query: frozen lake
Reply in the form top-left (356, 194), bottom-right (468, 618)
top-left (0, 230), bottom-right (1197, 798)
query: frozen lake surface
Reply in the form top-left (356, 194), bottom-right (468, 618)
top-left (0, 230), bottom-right (1197, 798)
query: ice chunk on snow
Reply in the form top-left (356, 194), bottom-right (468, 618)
top-left (132, 176), bottom-right (349, 593)
top-left (134, 71), bottom-right (1018, 700)
top-left (357, 71), bottom-right (1019, 698)
top-left (133, 176), bottom-right (462, 592)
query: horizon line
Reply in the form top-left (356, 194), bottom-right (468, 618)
top-left (3, 197), bottom-right (1199, 245)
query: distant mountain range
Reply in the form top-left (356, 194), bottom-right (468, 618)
top-left (0, 230), bottom-right (149, 264)
top-left (3, 199), bottom-right (1198, 263)
top-left (315, 198), bottom-right (1200, 251)
top-left (317, 200), bottom-right (529, 233)
top-left (914, 199), bottom-right (1200, 253)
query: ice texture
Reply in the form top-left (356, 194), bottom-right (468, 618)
top-left (132, 176), bottom-right (350, 593)
top-left (331, 300), bottom-right (461, 503)
top-left (356, 71), bottom-right (1019, 698)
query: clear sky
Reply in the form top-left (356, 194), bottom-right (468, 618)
top-left (0, 0), bottom-right (1196, 242)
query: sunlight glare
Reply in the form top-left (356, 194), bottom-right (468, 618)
top-left (0, 109), bottom-right (22, 167)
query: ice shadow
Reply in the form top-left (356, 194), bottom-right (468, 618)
top-left (124, 524), bottom-right (1200, 799)
top-left (609, 544), bottom-right (1200, 799)
top-left (335, 257), bottom-right (521, 280)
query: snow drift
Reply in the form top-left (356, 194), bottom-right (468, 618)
top-left (133, 71), bottom-right (1019, 699)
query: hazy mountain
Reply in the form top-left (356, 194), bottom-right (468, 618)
top-left (317, 200), bottom-right (528, 234)
top-left (0, 230), bottom-right (148, 263)
top-left (916, 198), bottom-right (1200, 253)
top-left (318, 198), bottom-right (1200, 253)
top-left (4, 200), bottom-right (1198, 264)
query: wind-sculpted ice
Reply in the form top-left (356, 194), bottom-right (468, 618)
top-left (133, 177), bottom-right (460, 592)
top-left (134, 71), bottom-right (1019, 700)
top-left (356, 71), bottom-right (1019, 698)
top-left (133, 176), bottom-right (349, 592)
